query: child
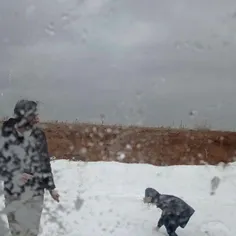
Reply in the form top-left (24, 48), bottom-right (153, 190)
top-left (143, 187), bottom-right (195, 236)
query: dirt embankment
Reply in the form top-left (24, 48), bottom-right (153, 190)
top-left (40, 122), bottom-right (236, 166)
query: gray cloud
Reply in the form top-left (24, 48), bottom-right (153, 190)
top-left (1, 0), bottom-right (236, 130)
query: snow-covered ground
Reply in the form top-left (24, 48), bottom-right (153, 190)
top-left (1, 160), bottom-right (236, 236)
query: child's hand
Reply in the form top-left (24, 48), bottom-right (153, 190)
top-left (152, 226), bottom-right (159, 232)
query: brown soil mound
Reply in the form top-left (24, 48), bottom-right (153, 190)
top-left (39, 122), bottom-right (236, 166)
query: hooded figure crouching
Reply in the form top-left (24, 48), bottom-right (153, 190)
top-left (143, 187), bottom-right (195, 236)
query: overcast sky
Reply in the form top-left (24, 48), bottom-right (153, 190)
top-left (1, 0), bottom-right (236, 130)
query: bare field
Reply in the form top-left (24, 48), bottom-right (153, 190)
top-left (37, 121), bottom-right (236, 166)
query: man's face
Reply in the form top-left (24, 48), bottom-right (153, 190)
top-left (28, 113), bottom-right (39, 126)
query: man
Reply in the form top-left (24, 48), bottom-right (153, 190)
top-left (0, 99), bottom-right (60, 236)
top-left (143, 187), bottom-right (195, 236)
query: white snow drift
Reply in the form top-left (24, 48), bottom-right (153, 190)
top-left (1, 160), bottom-right (236, 236)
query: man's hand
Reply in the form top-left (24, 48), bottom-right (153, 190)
top-left (20, 173), bottom-right (33, 184)
top-left (50, 189), bottom-right (60, 202)
top-left (13, 173), bottom-right (33, 186)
